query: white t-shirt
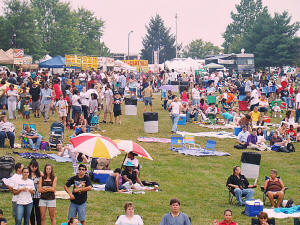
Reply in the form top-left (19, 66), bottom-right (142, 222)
top-left (250, 89), bottom-right (259, 105)
top-left (115, 215), bottom-right (143, 225)
top-left (123, 158), bottom-right (139, 167)
top-left (78, 72), bottom-right (86, 81)
top-left (3, 173), bottom-right (22, 202)
top-left (104, 89), bottom-right (113, 104)
top-left (192, 88), bottom-right (200, 100)
top-left (245, 80), bottom-right (252, 92)
top-left (72, 95), bottom-right (81, 107)
top-left (170, 102), bottom-right (182, 115)
top-left (295, 93), bottom-right (300, 110)
top-left (14, 178), bottom-right (35, 205)
top-left (80, 92), bottom-right (89, 106)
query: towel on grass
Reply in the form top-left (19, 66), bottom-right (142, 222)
top-left (264, 207), bottom-right (300, 218)
top-left (177, 131), bottom-right (236, 139)
top-left (14, 152), bottom-right (55, 159)
top-left (274, 206), bottom-right (300, 214)
top-left (170, 147), bottom-right (230, 157)
top-left (47, 154), bottom-right (72, 163)
top-left (138, 137), bottom-right (171, 143)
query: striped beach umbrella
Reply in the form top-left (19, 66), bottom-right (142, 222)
top-left (70, 133), bottom-right (120, 159)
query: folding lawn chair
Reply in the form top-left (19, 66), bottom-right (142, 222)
top-left (170, 135), bottom-right (184, 149)
top-left (270, 100), bottom-right (283, 113)
top-left (90, 115), bottom-right (99, 131)
top-left (183, 135), bottom-right (201, 149)
top-left (204, 139), bottom-right (216, 152)
top-left (260, 176), bottom-right (288, 206)
top-left (21, 124), bottom-right (37, 148)
top-left (207, 95), bottom-right (217, 104)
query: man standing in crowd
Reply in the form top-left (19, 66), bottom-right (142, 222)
top-left (29, 82), bottom-right (41, 118)
top-left (64, 164), bottom-right (92, 225)
top-left (40, 83), bottom-right (52, 122)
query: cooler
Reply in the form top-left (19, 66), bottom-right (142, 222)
top-left (234, 127), bottom-right (242, 136)
top-left (178, 114), bottom-right (186, 125)
top-left (124, 98), bottom-right (137, 115)
top-left (144, 112), bottom-right (158, 133)
top-left (245, 200), bottom-right (264, 217)
top-left (92, 170), bottom-right (113, 184)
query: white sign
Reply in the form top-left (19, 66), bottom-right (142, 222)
top-left (218, 59), bottom-right (234, 64)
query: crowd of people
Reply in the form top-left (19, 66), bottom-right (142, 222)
top-left (0, 66), bottom-right (299, 224)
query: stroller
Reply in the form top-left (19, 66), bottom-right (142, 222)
top-left (0, 156), bottom-right (15, 190)
top-left (49, 122), bottom-right (64, 149)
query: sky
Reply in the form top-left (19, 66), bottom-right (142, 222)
top-left (1, 0), bottom-right (300, 55)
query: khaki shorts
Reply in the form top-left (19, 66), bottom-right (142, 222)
top-left (104, 104), bottom-right (112, 113)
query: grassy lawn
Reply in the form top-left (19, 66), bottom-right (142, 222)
top-left (0, 96), bottom-right (299, 225)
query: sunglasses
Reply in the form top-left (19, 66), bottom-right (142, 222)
top-left (78, 168), bottom-right (86, 171)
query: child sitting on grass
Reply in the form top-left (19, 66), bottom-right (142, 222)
top-left (272, 102), bottom-right (281, 118)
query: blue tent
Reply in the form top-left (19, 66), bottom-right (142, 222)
top-left (39, 55), bottom-right (65, 68)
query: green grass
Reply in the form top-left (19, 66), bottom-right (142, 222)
top-left (0, 97), bottom-right (299, 225)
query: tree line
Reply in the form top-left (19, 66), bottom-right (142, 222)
top-left (0, 0), bottom-right (110, 61)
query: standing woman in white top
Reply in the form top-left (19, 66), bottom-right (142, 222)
top-left (80, 87), bottom-right (89, 120)
top-left (13, 167), bottom-right (35, 225)
top-left (71, 90), bottom-right (82, 124)
top-left (115, 202), bottom-right (143, 225)
top-left (168, 97), bottom-right (183, 133)
top-left (6, 84), bottom-right (18, 119)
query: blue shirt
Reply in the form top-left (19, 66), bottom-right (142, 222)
top-left (40, 88), bottom-right (52, 104)
top-left (160, 212), bottom-right (191, 225)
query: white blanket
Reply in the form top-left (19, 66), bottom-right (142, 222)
top-left (177, 131), bottom-right (236, 139)
top-left (263, 208), bottom-right (300, 218)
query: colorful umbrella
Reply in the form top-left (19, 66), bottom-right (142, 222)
top-left (70, 133), bottom-right (120, 159)
top-left (113, 139), bottom-right (153, 160)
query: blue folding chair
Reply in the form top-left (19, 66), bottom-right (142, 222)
top-left (261, 86), bottom-right (269, 95)
top-left (204, 139), bottom-right (216, 152)
top-left (238, 95), bottom-right (245, 101)
top-left (269, 85), bottom-right (276, 93)
top-left (170, 135), bottom-right (184, 149)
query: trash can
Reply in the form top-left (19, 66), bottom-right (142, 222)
top-left (124, 98), bottom-right (137, 115)
top-left (143, 112), bottom-right (158, 133)
top-left (241, 152), bottom-right (261, 179)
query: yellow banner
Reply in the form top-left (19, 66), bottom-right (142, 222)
top-left (122, 60), bottom-right (149, 72)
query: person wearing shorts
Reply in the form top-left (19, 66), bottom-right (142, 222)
top-left (142, 84), bottom-right (153, 112)
top-left (64, 164), bottom-right (92, 225)
top-left (38, 164), bottom-right (57, 225)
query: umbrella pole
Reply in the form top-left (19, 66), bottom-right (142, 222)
top-left (120, 153), bottom-right (127, 171)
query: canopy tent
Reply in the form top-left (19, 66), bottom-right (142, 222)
top-left (39, 55), bottom-right (65, 68)
top-left (0, 49), bottom-right (13, 64)
top-left (204, 63), bottom-right (224, 69)
top-left (164, 57), bottom-right (204, 73)
top-left (37, 54), bottom-right (52, 64)
top-left (114, 60), bottom-right (136, 72)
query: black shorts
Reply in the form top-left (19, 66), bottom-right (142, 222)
top-left (259, 107), bottom-right (268, 113)
top-left (114, 110), bottom-right (122, 117)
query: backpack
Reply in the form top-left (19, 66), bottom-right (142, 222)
top-left (287, 143), bottom-right (295, 152)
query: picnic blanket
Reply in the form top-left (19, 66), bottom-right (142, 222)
top-left (170, 147), bottom-right (230, 157)
top-left (197, 123), bottom-right (273, 130)
top-left (92, 184), bottom-right (147, 194)
top-left (47, 154), bottom-right (72, 163)
top-left (137, 137), bottom-right (171, 143)
top-left (264, 206), bottom-right (300, 218)
top-left (177, 131), bottom-right (236, 139)
top-left (14, 152), bottom-right (55, 159)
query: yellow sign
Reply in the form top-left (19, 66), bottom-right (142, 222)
top-left (122, 60), bottom-right (149, 72)
top-left (65, 55), bottom-right (98, 69)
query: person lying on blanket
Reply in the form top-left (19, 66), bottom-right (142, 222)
top-left (105, 168), bottom-right (128, 193)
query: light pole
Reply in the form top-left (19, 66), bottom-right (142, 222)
top-left (175, 13), bottom-right (178, 58)
top-left (12, 33), bottom-right (16, 69)
top-left (128, 30), bottom-right (133, 60)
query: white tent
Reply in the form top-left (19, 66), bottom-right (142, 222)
top-left (164, 57), bottom-right (204, 73)
top-left (114, 60), bottom-right (136, 72)
top-left (36, 55), bottom-right (52, 64)
top-left (0, 49), bottom-right (13, 64)
top-left (204, 63), bottom-right (224, 69)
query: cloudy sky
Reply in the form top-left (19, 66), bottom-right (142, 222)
top-left (1, 0), bottom-right (299, 54)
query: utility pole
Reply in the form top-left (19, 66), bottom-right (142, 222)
top-left (128, 30), bottom-right (133, 60)
top-left (175, 13), bottom-right (178, 58)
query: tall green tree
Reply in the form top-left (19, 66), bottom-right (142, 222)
top-left (0, 0), bottom-right (46, 60)
top-left (223, 0), bottom-right (265, 53)
top-left (183, 39), bottom-right (221, 59)
top-left (141, 14), bottom-right (176, 64)
top-left (244, 11), bottom-right (299, 67)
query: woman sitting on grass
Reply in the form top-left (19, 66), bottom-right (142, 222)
top-left (213, 209), bottom-right (238, 225)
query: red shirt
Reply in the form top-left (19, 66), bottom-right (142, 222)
top-left (286, 129), bottom-right (296, 137)
top-left (219, 220), bottom-right (237, 225)
top-left (53, 83), bottom-right (62, 100)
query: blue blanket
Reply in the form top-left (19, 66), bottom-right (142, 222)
top-left (170, 147), bottom-right (230, 157)
top-left (14, 152), bottom-right (55, 159)
top-left (274, 206), bottom-right (300, 214)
